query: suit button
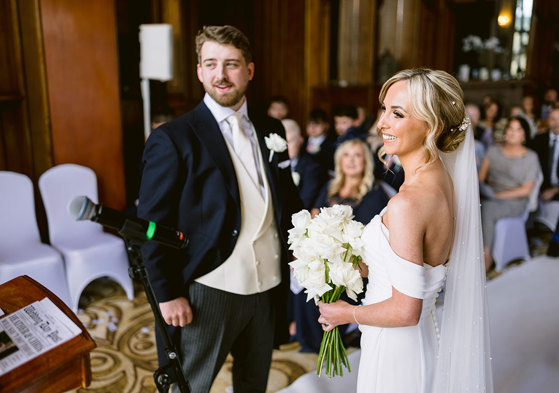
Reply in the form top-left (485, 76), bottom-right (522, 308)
top-left (232, 229), bottom-right (238, 237)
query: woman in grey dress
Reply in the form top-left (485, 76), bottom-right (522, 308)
top-left (479, 115), bottom-right (541, 271)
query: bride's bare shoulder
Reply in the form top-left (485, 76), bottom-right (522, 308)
top-left (385, 172), bottom-right (449, 228)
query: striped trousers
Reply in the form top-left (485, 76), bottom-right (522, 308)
top-left (172, 282), bottom-right (276, 393)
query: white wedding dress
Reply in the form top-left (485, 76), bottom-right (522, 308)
top-left (357, 208), bottom-right (447, 393)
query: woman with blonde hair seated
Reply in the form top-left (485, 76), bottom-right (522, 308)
top-left (311, 138), bottom-right (389, 223)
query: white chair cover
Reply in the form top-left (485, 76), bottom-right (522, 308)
top-left (39, 164), bottom-right (134, 312)
top-left (0, 171), bottom-right (71, 305)
top-left (492, 168), bottom-right (542, 272)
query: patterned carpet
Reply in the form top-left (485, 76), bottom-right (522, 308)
top-left (69, 279), bottom-right (322, 393)
top-left (68, 225), bottom-right (552, 393)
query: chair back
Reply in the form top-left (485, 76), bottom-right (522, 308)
top-left (38, 164), bottom-right (101, 245)
top-left (0, 171), bottom-right (41, 248)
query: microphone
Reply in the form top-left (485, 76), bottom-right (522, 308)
top-left (68, 196), bottom-right (188, 249)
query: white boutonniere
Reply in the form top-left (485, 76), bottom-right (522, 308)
top-left (264, 133), bottom-right (287, 162)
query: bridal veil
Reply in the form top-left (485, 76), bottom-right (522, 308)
top-left (436, 125), bottom-right (494, 392)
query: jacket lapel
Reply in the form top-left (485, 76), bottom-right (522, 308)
top-left (251, 114), bottom-right (283, 221)
top-left (190, 102), bottom-right (240, 203)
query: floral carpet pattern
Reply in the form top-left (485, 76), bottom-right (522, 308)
top-left (70, 280), bottom-right (319, 393)
top-left (68, 225), bottom-right (551, 393)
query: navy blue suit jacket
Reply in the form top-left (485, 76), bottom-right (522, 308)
top-left (530, 131), bottom-right (557, 192)
top-left (138, 101), bottom-right (301, 350)
top-left (294, 153), bottom-right (323, 210)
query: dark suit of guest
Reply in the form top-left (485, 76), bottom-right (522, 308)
top-left (303, 136), bottom-right (335, 181)
top-left (293, 153), bottom-right (323, 210)
top-left (138, 97), bottom-right (301, 392)
top-left (530, 130), bottom-right (559, 197)
top-left (373, 146), bottom-right (405, 191)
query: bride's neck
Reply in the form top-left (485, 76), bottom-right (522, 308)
top-left (399, 149), bottom-right (435, 181)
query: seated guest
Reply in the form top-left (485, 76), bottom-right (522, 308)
top-left (466, 102), bottom-right (488, 171)
top-left (302, 109), bottom-right (335, 178)
top-left (313, 139), bottom-right (389, 222)
top-left (332, 105), bottom-right (367, 148)
top-left (282, 119), bottom-right (323, 210)
top-left (521, 94), bottom-right (538, 123)
top-left (333, 104), bottom-right (360, 137)
top-left (540, 87), bottom-right (558, 121)
top-left (479, 98), bottom-right (507, 146)
top-left (293, 139), bottom-right (389, 353)
top-left (267, 95), bottom-right (290, 120)
top-left (530, 107), bottom-right (559, 201)
top-left (479, 116), bottom-right (541, 271)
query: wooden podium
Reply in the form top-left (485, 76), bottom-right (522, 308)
top-left (0, 276), bottom-right (96, 393)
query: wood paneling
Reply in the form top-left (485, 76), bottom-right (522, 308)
top-left (252, 0), bottom-right (306, 125)
top-left (0, 0), bottom-right (33, 176)
top-left (377, 0), bottom-right (455, 71)
top-left (304, 0), bottom-right (331, 118)
top-left (18, 0), bottom-right (54, 178)
top-left (526, 0), bottom-right (559, 87)
top-left (338, 0), bottom-right (376, 85)
top-left (40, 0), bottom-right (126, 208)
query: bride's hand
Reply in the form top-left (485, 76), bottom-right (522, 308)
top-left (318, 300), bottom-right (353, 332)
top-left (358, 259), bottom-right (369, 277)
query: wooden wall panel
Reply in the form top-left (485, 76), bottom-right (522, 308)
top-left (338, 0), bottom-right (376, 85)
top-left (18, 0), bottom-right (54, 178)
top-left (0, 0), bottom-right (33, 176)
top-left (526, 0), bottom-right (559, 86)
top-left (377, 0), bottom-right (455, 72)
top-left (40, 0), bottom-right (126, 208)
top-left (252, 0), bottom-right (307, 125)
top-left (304, 0), bottom-right (331, 118)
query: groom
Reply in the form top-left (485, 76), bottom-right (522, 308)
top-left (138, 25), bottom-right (301, 392)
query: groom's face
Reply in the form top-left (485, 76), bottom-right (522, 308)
top-left (197, 41), bottom-right (254, 111)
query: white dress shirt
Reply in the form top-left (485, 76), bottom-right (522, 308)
top-left (203, 93), bottom-right (266, 196)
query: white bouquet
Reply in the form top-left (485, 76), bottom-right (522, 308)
top-left (288, 205), bottom-right (365, 377)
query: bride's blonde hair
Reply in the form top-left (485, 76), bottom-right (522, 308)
top-left (378, 68), bottom-right (467, 168)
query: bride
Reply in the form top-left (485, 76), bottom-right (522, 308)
top-left (318, 69), bottom-right (493, 392)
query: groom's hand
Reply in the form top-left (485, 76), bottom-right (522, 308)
top-left (160, 297), bottom-right (193, 327)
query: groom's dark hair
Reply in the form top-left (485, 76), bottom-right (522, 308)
top-left (195, 25), bottom-right (252, 64)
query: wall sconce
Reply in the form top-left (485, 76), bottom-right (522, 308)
top-left (498, 13), bottom-right (512, 27)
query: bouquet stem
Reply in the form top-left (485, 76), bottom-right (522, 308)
top-left (317, 286), bottom-right (351, 377)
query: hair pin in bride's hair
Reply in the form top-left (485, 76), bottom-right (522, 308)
top-left (451, 116), bottom-right (470, 132)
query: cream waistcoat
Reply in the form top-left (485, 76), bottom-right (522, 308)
top-left (194, 134), bottom-right (281, 294)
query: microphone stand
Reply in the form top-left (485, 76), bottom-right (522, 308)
top-left (119, 220), bottom-right (190, 393)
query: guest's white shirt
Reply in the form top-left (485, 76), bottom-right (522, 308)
top-left (306, 135), bottom-right (326, 153)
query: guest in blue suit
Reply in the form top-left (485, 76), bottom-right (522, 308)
top-left (138, 25), bottom-right (301, 393)
top-left (283, 119), bottom-right (323, 210)
top-left (293, 139), bottom-right (389, 352)
top-left (302, 109), bottom-right (336, 179)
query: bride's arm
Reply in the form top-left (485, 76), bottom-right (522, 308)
top-left (319, 193), bottom-right (427, 330)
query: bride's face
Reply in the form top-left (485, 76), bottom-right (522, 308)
top-left (377, 81), bottom-right (430, 157)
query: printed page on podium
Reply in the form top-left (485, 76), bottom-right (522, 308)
top-left (0, 298), bottom-right (81, 376)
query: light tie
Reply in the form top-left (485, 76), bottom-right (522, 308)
top-left (226, 113), bottom-right (260, 189)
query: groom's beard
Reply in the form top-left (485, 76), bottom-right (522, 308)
top-left (207, 78), bottom-right (247, 108)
